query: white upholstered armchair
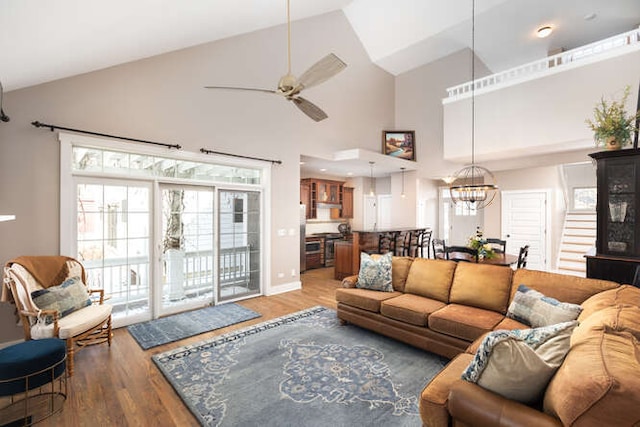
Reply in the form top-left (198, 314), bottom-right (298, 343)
top-left (2, 256), bottom-right (112, 376)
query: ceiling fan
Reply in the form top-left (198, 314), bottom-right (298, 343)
top-left (204, 0), bottom-right (347, 122)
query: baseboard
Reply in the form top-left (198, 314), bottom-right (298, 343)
top-left (266, 280), bottom-right (301, 296)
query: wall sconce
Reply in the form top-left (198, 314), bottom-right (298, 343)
top-left (400, 167), bottom-right (406, 198)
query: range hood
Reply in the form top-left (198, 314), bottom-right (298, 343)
top-left (317, 202), bottom-right (341, 209)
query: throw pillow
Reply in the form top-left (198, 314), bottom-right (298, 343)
top-left (356, 252), bottom-right (393, 292)
top-left (31, 276), bottom-right (92, 322)
top-left (507, 284), bottom-right (582, 327)
top-left (461, 321), bottom-right (577, 404)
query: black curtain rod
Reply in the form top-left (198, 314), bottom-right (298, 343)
top-left (200, 148), bottom-right (282, 165)
top-left (31, 121), bottom-right (182, 150)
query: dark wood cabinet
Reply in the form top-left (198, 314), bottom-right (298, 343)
top-left (334, 240), bottom-right (354, 280)
top-left (300, 183), bottom-right (311, 218)
top-left (341, 187), bottom-right (354, 218)
top-left (301, 178), bottom-right (346, 219)
top-left (587, 148), bottom-right (640, 285)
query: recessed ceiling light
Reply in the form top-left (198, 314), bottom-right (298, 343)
top-left (584, 13), bottom-right (596, 21)
top-left (299, 161), bottom-right (305, 165)
top-left (347, 172), bottom-right (353, 176)
top-left (320, 168), bottom-right (327, 172)
top-left (536, 26), bottom-right (553, 38)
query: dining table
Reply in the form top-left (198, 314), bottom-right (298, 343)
top-left (437, 251), bottom-right (519, 267)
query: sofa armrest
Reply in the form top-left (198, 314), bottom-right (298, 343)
top-left (448, 381), bottom-right (562, 427)
top-left (341, 275), bottom-right (358, 288)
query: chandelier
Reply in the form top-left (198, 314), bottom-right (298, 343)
top-left (448, 0), bottom-right (498, 209)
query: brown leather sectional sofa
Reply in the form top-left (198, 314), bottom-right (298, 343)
top-left (335, 256), bottom-right (640, 426)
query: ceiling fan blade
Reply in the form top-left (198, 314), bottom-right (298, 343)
top-left (291, 96), bottom-right (328, 122)
top-left (204, 85), bottom-right (277, 95)
top-left (296, 53), bottom-right (347, 91)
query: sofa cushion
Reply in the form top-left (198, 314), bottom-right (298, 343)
top-left (356, 252), bottom-right (393, 292)
top-left (335, 288), bottom-right (401, 313)
top-left (543, 330), bottom-right (640, 426)
top-left (461, 321), bottom-right (577, 404)
top-left (578, 284), bottom-right (640, 322)
top-left (420, 353), bottom-right (474, 427)
top-left (507, 284), bottom-right (582, 328)
top-left (572, 305), bottom-right (640, 345)
top-left (511, 269), bottom-right (619, 306)
top-left (449, 263), bottom-right (513, 313)
top-left (404, 259), bottom-right (457, 303)
top-left (493, 316), bottom-right (530, 332)
top-left (428, 304), bottom-right (504, 342)
top-left (380, 294), bottom-right (446, 327)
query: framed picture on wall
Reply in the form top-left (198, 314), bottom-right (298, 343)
top-left (382, 131), bottom-right (415, 161)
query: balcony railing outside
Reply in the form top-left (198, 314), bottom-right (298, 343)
top-left (83, 246), bottom-right (252, 317)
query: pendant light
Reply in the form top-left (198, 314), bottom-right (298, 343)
top-left (369, 161), bottom-right (376, 196)
top-left (448, 0), bottom-right (498, 210)
top-left (400, 167), bottom-right (406, 198)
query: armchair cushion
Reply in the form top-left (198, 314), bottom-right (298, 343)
top-left (31, 276), bottom-right (92, 322)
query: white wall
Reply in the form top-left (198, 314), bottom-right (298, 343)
top-left (0, 11), bottom-right (395, 343)
top-left (443, 49), bottom-right (640, 164)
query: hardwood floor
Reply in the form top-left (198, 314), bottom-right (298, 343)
top-left (34, 268), bottom-right (343, 427)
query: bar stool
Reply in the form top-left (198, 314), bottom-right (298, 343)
top-left (0, 338), bottom-right (67, 426)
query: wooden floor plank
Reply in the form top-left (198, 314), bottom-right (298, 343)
top-left (29, 267), bottom-right (341, 426)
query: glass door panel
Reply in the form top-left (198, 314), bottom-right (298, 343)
top-left (160, 185), bottom-right (215, 315)
top-left (218, 190), bottom-right (261, 301)
top-left (76, 181), bottom-right (151, 325)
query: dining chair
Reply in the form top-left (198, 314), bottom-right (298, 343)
top-left (445, 246), bottom-right (479, 262)
top-left (486, 238), bottom-right (507, 254)
top-left (417, 229), bottom-right (432, 258)
top-left (432, 238), bottom-right (446, 260)
top-left (517, 245), bottom-right (530, 268)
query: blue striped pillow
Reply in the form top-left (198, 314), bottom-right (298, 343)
top-left (507, 284), bottom-right (582, 327)
top-left (31, 276), bottom-right (92, 323)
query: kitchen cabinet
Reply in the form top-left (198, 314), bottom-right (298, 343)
top-left (586, 148), bottom-right (640, 285)
top-left (334, 240), bottom-right (354, 280)
top-left (300, 183), bottom-right (311, 218)
top-left (301, 178), bottom-right (345, 219)
top-left (330, 186), bottom-right (354, 219)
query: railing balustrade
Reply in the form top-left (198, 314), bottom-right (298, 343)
top-left (445, 27), bottom-right (640, 102)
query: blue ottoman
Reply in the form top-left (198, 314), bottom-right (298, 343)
top-left (0, 339), bottom-right (67, 424)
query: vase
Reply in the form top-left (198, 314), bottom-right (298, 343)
top-left (604, 136), bottom-right (622, 150)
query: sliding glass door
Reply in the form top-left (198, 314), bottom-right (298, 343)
top-left (159, 185), bottom-right (215, 316)
top-left (76, 179), bottom-right (152, 323)
top-left (218, 190), bottom-right (261, 301)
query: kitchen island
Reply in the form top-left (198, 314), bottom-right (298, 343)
top-left (335, 228), bottom-right (429, 280)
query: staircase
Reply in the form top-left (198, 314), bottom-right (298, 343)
top-left (556, 211), bottom-right (596, 277)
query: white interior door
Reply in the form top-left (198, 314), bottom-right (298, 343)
top-left (439, 187), bottom-right (483, 245)
top-left (363, 195), bottom-right (377, 230)
top-left (501, 190), bottom-right (549, 270)
top-left (377, 195), bottom-right (392, 230)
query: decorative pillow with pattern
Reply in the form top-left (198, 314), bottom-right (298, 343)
top-left (507, 284), bottom-right (582, 327)
top-left (31, 276), bottom-right (92, 323)
top-left (356, 252), bottom-right (393, 292)
top-left (461, 321), bottom-right (577, 403)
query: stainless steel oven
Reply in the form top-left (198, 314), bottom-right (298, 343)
top-left (305, 239), bottom-right (322, 254)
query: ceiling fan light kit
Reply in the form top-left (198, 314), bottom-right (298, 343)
top-left (205, 0), bottom-right (346, 121)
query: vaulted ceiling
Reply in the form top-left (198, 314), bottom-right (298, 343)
top-left (1, 0), bottom-right (639, 91)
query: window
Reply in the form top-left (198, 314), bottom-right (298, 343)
top-left (573, 187), bottom-right (596, 210)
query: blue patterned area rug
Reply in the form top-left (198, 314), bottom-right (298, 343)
top-left (153, 306), bottom-right (448, 426)
top-left (128, 303), bottom-right (261, 350)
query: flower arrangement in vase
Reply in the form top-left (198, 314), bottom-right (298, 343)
top-left (585, 85), bottom-right (640, 150)
top-left (468, 227), bottom-right (495, 259)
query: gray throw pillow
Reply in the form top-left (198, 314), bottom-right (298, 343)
top-left (461, 321), bottom-right (577, 403)
top-left (356, 252), bottom-right (393, 292)
top-left (507, 284), bottom-right (582, 327)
